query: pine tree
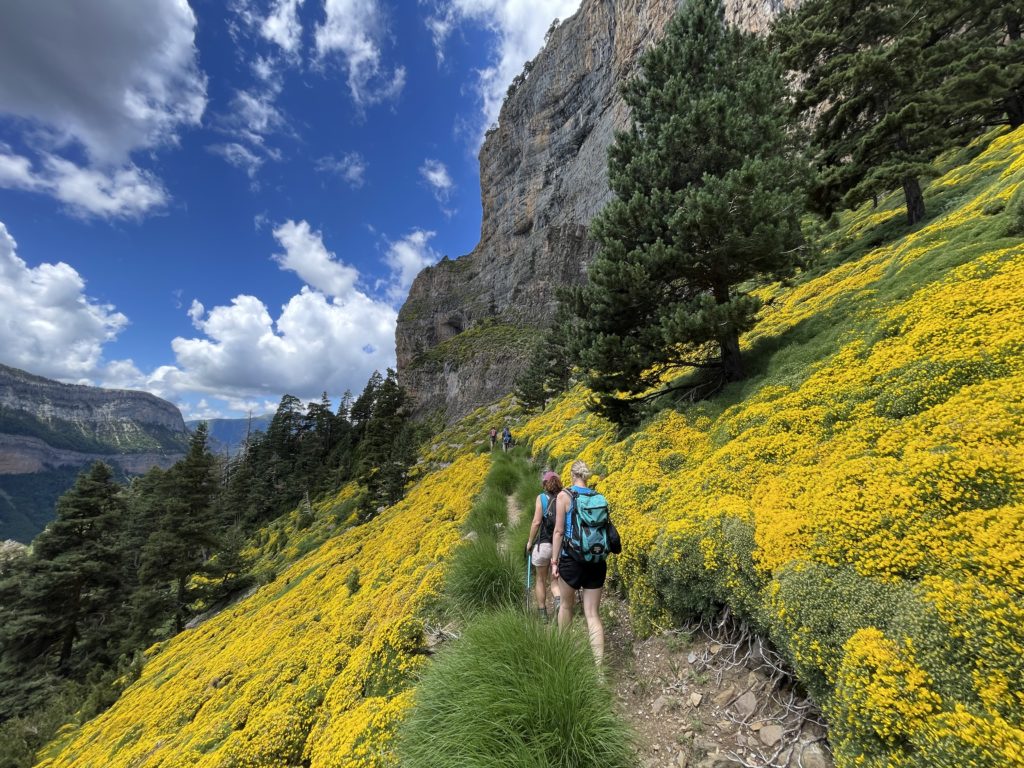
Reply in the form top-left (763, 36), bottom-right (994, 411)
top-left (969, 2), bottom-right (1024, 128)
top-left (356, 370), bottom-right (409, 518)
top-left (515, 315), bottom-right (574, 410)
top-left (0, 463), bottom-right (126, 715)
top-left (572, 0), bottom-right (807, 421)
top-left (349, 371), bottom-right (382, 438)
top-left (139, 424), bottom-right (220, 632)
top-left (776, 0), bottom-right (1023, 224)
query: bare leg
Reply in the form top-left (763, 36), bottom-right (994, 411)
top-left (581, 587), bottom-right (605, 665)
top-left (556, 576), bottom-right (576, 630)
top-left (533, 564), bottom-right (548, 613)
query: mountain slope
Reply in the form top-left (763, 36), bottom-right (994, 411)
top-left (0, 364), bottom-right (189, 541)
top-left (32, 129), bottom-right (1024, 768)
top-left (521, 128), bottom-right (1024, 766)
top-left (35, 450), bottom-right (489, 768)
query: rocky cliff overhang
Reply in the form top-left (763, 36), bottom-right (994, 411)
top-left (395, 0), bottom-right (798, 423)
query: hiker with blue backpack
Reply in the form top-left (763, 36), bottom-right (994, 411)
top-left (550, 459), bottom-right (621, 666)
top-left (525, 470), bottom-right (562, 621)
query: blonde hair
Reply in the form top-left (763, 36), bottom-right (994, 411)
top-left (570, 459), bottom-right (591, 481)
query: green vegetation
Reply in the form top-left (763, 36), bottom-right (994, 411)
top-left (398, 610), bottom-right (633, 768)
top-left (413, 322), bottom-right (535, 369)
top-left (0, 368), bottom-right (429, 767)
top-left (447, 452), bottom-right (539, 616)
top-left (514, 307), bottom-right (574, 411)
top-left (570, 0), bottom-right (808, 423)
top-left (404, 450), bottom-right (632, 768)
top-left (776, 0), bottom-right (1023, 223)
top-left (444, 535), bottom-right (522, 615)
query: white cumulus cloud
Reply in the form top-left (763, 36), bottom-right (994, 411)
top-left (429, 0), bottom-right (581, 138)
top-left (271, 220), bottom-right (361, 299)
top-left (383, 229), bottom-right (441, 301)
top-left (0, 217), bottom-right (440, 413)
top-left (0, 148), bottom-right (168, 220)
top-left (0, 0), bottom-right (206, 218)
top-left (0, 0), bottom-right (206, 164)
top-left (170, 287), bottom-right (396, 401)
top-left (316, 0), bottom-right (407, 106)
top-left (0, 220), bottom-right (129, 380)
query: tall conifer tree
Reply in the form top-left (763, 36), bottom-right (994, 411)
top-left (777, 0), bottom-right (1023, 224)
top-left (139, 424), bottom-right (219, 632)
top-left (0, 463), bottom-right (126, 715)
top-left (572, 0), bottom-right (806, 422)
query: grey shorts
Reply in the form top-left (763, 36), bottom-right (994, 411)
top-left (531, 542), bottom-right (553, 566)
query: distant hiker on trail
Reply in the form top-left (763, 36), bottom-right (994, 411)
top-left (526, 470), bottom-right (562, 621)
top-left (502, 426), bottom-right (512, 452)
top-left (551, 459), bottom-right (610, 665)
top-left (489, 427), bottom-right (497, 449)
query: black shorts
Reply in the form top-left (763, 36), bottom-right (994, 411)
top-left (558, 555), bottom-right (607, 590)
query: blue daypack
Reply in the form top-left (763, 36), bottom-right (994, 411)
top-left (564, 487), bottom-right (612, 563)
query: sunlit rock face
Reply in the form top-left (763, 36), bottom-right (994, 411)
top-left (396, 0), bottom-right (798, 422)
top-left (0, 363), bottom-right (188, 541)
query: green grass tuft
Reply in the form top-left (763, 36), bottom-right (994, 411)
top-left (464, 487), bottom-right (509, 538)
top-left (397, 609), bottom-right (633, 768)
top-left (444, 535), bottom-right (525, 615)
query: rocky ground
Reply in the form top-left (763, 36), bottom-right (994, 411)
top-left (502, 491), bottom-right (833, 768)
top-left (603, 597), bottom-right (834, 768)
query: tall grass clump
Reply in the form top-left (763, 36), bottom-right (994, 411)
top-left (484, 451), bottom-right (521, 494)
top-left (397, 610), bottom-right (633, 768)
top-left (444, 536), bottom-right (524, 615)
top-left (464, 487), bottom-right (509, 537)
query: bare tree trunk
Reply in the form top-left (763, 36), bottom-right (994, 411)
top-left (902, 176), bottom-right (926, 225)
top-left (713, 283), bottom-right (745, 382)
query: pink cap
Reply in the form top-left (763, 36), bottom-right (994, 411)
top-left (542, 471), bottom-right (558, 483)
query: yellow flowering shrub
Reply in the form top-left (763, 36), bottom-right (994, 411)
top-left (520, 127), bottom-right (1024, 766)
top-left (835, 628), bottom-right (942, 748)
top-left (36, 453), bottom-right (490, 768)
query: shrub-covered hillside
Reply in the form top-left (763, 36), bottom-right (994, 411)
top-left (34, 451), bottom-right (489, 768)
top-left (523, 128), bottom-right (1024, 766)
top-left (29, 127), bottom-right (1023, 768)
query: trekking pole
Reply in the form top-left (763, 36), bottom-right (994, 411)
top-left (525, 552), bottom-right (532, 612)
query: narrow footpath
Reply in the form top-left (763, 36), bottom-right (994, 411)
top-left (506, 492), bottom-right (834, 768)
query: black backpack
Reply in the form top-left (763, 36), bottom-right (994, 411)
top-left (538, 492), bottom-right (557, 540)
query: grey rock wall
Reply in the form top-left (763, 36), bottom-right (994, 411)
top-left (0, 363), bottom-right (186, 439)
top-left (396, 0), bottom-right (797, 422)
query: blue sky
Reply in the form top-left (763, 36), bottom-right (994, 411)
top-left (0, 0), bottom-right (579, 420)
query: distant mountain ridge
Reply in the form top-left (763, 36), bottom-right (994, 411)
top-left (0, 363), bottom-right (189, 542)
top-left (187, 415), bottom-right (273, 456)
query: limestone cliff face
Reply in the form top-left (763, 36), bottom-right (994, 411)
top-left (0, 363), bottom-right (189, 540)
top-left (396, 0), bottom-right (797, 422)
top-left (0, 363), bottom-right (187, 451)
